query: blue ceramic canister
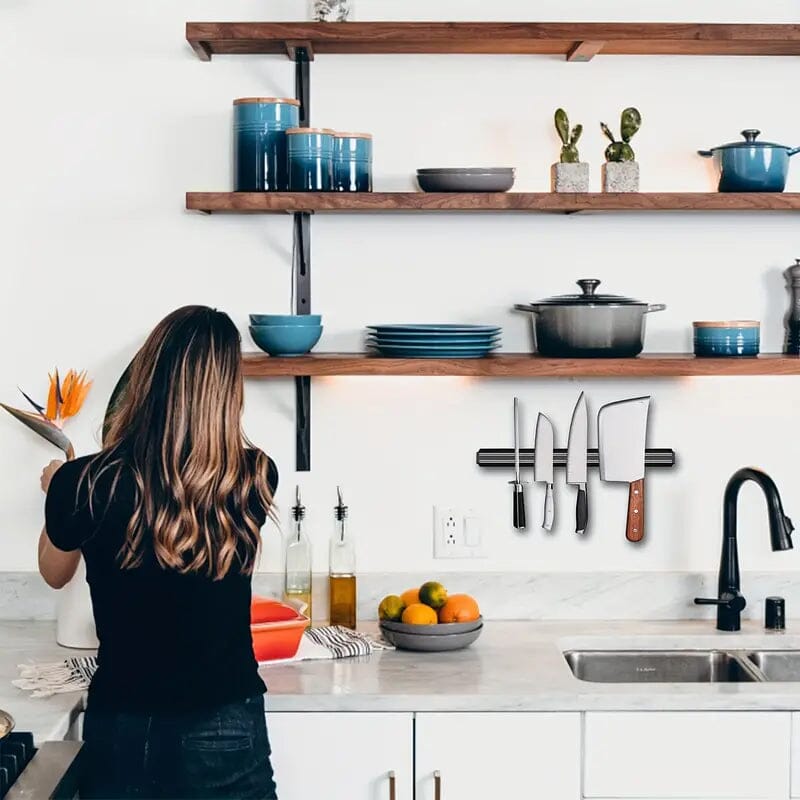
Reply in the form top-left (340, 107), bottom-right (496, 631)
top-left (287, 128), bottom-right (334, 191)
top-left (693, 320), bottom-right (760, 357)
top-left (333, 132), bottom-right (373, 192)
top-left (233, 98), bottom-right (300, 192)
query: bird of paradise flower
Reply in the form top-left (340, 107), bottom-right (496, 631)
top-left (1, 370), bottom-right (92, 461)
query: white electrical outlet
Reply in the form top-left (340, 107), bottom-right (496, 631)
top-left (433, 506), bottom-right (485, 559)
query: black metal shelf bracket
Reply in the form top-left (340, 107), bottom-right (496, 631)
top-left (294, 46), bottom-right (312, 471)
top-left (476, 448), bottom-right (676, 469)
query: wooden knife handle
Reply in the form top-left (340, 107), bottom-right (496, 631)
top-left (626, 478), bottom-right (645, 542)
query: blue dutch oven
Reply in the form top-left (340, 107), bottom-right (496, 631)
top-left (699, 129), bottom-right (800, 192)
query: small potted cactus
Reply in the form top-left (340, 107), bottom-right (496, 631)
top-left (551, 109), bottom-right (589, 192)
top-left (600, 107), bottom-right (642, 192)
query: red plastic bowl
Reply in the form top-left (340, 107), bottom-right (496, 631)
top-left (250, 596), bottom-right (308, 662)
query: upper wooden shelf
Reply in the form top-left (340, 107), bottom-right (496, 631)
top-left (186, 22), bottom-right (800, 61)
top-left (187, 192), bottom-right (800, 214)
top-left (241, 353), bottom-right (800, 378)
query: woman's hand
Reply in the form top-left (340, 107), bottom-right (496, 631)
top-left (40, 460), bottom-right (65, 494)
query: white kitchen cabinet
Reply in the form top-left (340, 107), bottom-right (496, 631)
top-left (792, 713), bottom-right (800, 797)
top-left (584, 711), bottom-right (791, 799)
top-left (267, 712), bottom-right (413, 800)
top-left (415, 712), bottom-right (581, 800)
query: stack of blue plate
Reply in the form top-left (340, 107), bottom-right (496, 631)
top-left (367, 324), bottom-right (501, 358)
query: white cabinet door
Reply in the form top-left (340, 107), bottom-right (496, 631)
top-left (792, 713), bottom-right (800, 797)
top-left (584, 711), bottom-right (791, 799)
top-left (267, 712), bottom-right (413, 800)
top-left (415, 712), bottom-right (580, 800)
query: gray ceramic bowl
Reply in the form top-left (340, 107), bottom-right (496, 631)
top-left (380, 617), bottom-right (483, 636)
top-left (380, 624), bottom-right (483, 652)
top-left (417, 172), bottom-right (515, 193)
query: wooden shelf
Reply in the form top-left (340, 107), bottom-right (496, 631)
top-left (188, 192), bottom-right (800, 214)
top-left (186, 22), bottom-right (800, 61)
top-left (242, 353), bottom-right (800, 378)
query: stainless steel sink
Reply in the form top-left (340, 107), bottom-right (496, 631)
top-left (746, 651), bottom-right (800, 681)
top-left (564, 650), bottom-right (762, 683)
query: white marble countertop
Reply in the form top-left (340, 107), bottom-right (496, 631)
top-left (9, 619), bottom-right (800, 744)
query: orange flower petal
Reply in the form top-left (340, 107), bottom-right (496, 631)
top-left (46, 372), bottom-right (58, 421)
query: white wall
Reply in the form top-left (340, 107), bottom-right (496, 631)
top-left (2, 1), bottom-right (800, 578)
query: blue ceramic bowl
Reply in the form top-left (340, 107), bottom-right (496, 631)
top-left (249, 314), bottom-right (322, 326)
top-left (693, 321), bottom-right (760, 357)
top-left (249, 325), bottom-right (323, 357)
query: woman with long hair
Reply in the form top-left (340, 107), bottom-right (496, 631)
top-left (38, 305), bottom-right (279, 799)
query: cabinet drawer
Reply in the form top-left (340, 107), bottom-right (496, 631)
top-left (584, 711), bottom-right (790, 798)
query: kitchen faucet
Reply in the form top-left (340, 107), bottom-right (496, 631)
top-left (695, 467), bottom-right (794, 632)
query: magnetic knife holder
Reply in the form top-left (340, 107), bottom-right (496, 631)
top-left (476, 448), bottom-right (676, 469)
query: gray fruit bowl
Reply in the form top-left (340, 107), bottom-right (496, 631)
top-left (380, 622), bottom-right (483, 652)
top-left (380, 617), bottom-right (483, 635)
top-left (416, 168), bottom-right (515, 193)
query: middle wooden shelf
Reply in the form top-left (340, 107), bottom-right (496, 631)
top-left (188, 192), bottom-right (800, 214)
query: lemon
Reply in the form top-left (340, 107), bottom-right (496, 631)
top-left (378, 595), bottom-right (405, 622)
top-left (419, 581), bottom-right (448, 610)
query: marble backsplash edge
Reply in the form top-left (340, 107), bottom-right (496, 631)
top-left (3, 571), bottom-right (800, 623)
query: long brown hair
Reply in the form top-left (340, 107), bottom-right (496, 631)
top-left (90, 305), bottom-right (273, 579)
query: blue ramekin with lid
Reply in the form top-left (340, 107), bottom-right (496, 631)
top-left (333, 132), bottom-right (373, 192)
top-left (287, 128), bottom-right (334, 191)
top-left (233, 97), bottom-right (300, 192)
top-left (693, 320), bottom-right (760, 357)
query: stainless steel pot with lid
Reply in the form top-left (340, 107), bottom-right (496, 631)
top-left (514, 279), bottom-right (666, 358)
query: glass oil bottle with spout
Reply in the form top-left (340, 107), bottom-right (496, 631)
top-left (329, 487), bottom-right (356, 629)
top-left (284, 486), bottom-right (312, 624)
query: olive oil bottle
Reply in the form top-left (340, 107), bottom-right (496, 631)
top-left (284, 486), bottom-right (312, 623)
top-left (329, 487), bottom-right (356, 629)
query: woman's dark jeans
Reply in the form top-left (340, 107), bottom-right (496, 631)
top-left (80, 694), bottom-right (277, 799)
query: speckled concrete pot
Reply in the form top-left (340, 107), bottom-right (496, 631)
top-left (603, 161), bottom-right (640, 192)
top-left (551, 162), bottom-right (590, 193)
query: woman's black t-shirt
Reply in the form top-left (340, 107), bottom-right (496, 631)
top-left (44, 449), bottom-right (277, 713)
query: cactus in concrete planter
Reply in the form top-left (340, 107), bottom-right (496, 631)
top-left (555, 108), bottom-right (583, 164)
top-left (601, 107), bottom-right (641, 162)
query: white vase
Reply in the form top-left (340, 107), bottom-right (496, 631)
top-left (56, 557), bottom-right (98, 649)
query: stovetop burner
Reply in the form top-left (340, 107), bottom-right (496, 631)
top-left (0, 733), bottom-right (35, 798)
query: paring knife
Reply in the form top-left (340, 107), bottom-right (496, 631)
top-left (509, 397), bottom-right (527, 530)
top-left (566, 392), bottom-right (588, 534)
top-left (534, 413), bottom-right (555, 531)
top-left (598, 396), bottom-right (651, 543)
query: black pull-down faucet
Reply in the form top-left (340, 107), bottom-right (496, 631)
top-left (695, 467), bottom-right (794, 632)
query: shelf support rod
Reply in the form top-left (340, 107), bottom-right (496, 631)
top-left (294, 46), bottom-right (312, 471)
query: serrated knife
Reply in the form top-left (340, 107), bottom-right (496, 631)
top-left (534, 413), bottom-right (555, 531)
top-left (599, 396), bottom-right (651, 543)
top-left (566, 392), bottom-right (588, 534)
top-left (509, 397), bottom-right (527, 530)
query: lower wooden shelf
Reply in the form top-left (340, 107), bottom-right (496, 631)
top-left (241, 352), bottom-right (800, 378)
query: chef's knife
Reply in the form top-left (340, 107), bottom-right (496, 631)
top-left (509, 397), bottom-right (527, 530)
top-left (598, 396), bottom-right (651, 543)
top-left (566, 392), bottom-right (588, 534)
top-left (534, 413), bottom-right (555, 531)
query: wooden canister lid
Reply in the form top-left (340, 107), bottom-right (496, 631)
top-left (693, 320), bottom-right (760, 328)
top-left (233, 97), bottom-right (300, 106)
top-left (333, 131), bottom-right (373, 139)
top-left (286, 127), bottom-right (332, 135)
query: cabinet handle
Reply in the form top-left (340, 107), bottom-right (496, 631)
top-left (434, 770), bottom-right (441, 800)
top-left (388, 770), bottom-right (396, 800)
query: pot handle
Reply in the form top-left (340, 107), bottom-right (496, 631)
top-left (697, 150), bottom-right (713, 158)
top-left (646, 304), bottom-right (667, 314)
top-left (513, 304), bottom-right (539, 314)
top-left (788, 147), bottom-right (800, 157)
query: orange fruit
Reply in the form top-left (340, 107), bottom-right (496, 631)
top-left (401, 603), bottom-right (438, 625)
top-left (419, 581), bottom-right (448, 610)
top-left (438, 594), bottom-right (481, 624)
top-left (401, 588), bottom-right (420, 607)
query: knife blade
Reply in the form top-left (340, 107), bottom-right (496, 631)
top-left (598, 396), bottom-right (651, 543)
top-left (509, 397), bottom-right (527, 530)
top-left (566, 392), bottom-right (588, 534)
top-left (534, 413), bottom-right (555, 531)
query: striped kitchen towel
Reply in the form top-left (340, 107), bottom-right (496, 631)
top-left (14, 628), bottom-right (392, 696)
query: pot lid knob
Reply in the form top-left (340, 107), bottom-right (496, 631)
top-left (741, 129), bottom-right (761, 143)
top-left (577, 279), bottom-right (601, 296)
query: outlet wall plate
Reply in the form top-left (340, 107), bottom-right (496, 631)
top-left (433, 506), bottom-right (485, 559)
